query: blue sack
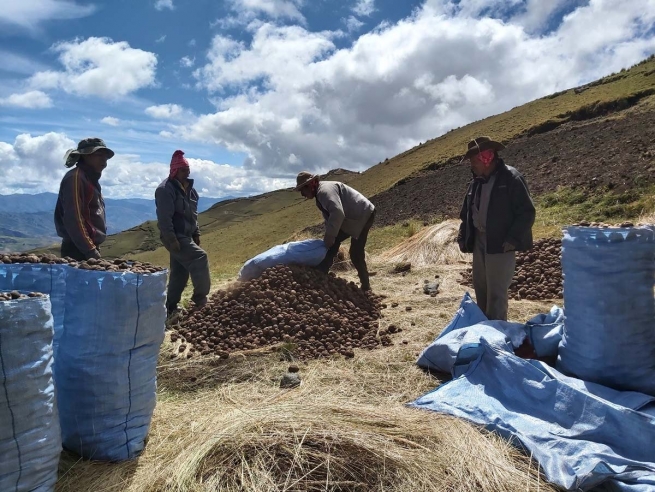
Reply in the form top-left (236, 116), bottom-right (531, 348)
top-left (0, 264), bottom-right (67, 361)
top-left (55, 269), bottom-right (166, 461)
top-left (0, 294), bottom-right (61, 492)
top-left (558, 226), bottom-right (655, 396)
top-left (238, 239), bottom-right (328, 281)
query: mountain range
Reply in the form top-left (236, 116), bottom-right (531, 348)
top-left (0, 192), bottom-right (229, 252)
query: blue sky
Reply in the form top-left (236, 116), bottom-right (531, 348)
top-left (0, 0), bottom-right (654, 198)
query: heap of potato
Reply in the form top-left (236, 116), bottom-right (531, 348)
top-left (173, 264), bottom-right (386, 359)
top-left (0, 291), bottom-right (45, 302)
top-left (460, 237), bottom-right (563, 300)
top-left (0, 253), bottom-right (164, 274)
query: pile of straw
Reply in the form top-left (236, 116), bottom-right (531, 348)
top-left (378, 220), bottom-right (466, 268)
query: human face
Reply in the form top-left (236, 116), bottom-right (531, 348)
top-left (175, 167), bottom-right (191, 183)
top-left (469, 152), bottom-right (496, 177)
top-left (82, 150), bottom-right (110, 175)
top-left (300, 183), bottom-right (316, 199)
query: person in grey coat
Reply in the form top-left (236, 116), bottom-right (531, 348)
top-left (457, 136), bottom-right (535, 321)
top-left (155, 150), bottom-right (211, 317)
top-left (295, 171), bottom-right (375, 291)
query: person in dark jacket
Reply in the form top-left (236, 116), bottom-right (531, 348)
top-left (54, 137), bottom-right (113, 261)
top-left (295, 171), bottom-right (375, 291)
top-left (155, 150), bottom-right (210, 317)
top-left (457, 136), bottom-right (535, 321)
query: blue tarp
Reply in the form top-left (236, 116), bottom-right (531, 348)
top-left (238, 239), bottom-right (328, 281)
top-left (0, 294), bottom-right (61, 492)
top-left (55, 269), bottom-right (167, 461)
top-left (416, 292), bottom-right (563, 373)
top-left (411, 339), bottom-right (655, 491)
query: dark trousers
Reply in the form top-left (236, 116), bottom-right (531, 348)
top-left (166, 237), bottom-right (211, 311)
top-left (61, 241), bottom-right (90, 261)
top-left (316, 211), bottom-right (375, 289)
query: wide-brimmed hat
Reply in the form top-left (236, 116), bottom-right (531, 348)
top-left (294, 171), bottom-right (318, 191)
top-left (64, 137), bottom-right (115, 167)
top-left (461, 136), bottom-right (505, 161)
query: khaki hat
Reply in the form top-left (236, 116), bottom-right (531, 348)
top-left (64, 137), bottom-right (115, 168)
top-left (461, 136), bottom-right (505, 161)
top-left (294, 171), bottom-right (318, 190)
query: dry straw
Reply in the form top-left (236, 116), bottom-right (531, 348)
top-left (378, 220), bottom-right (466, 268)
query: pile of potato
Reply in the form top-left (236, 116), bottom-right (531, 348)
top-left (0, 253), bottom-right (163, 274)
top-left (173, 265), bottom-right (386, 359)
top-left (460, 237), bottom-right (563, 300)
top-left (0, 291), bottom-right (45, 302)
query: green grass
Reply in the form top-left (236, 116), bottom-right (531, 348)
top-left (533, 185), bottom-right (655, 238)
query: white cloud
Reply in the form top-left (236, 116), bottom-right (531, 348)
top-left (154, 0), bottom-right (174, 11)
top-left (352, 0), bottom-right (375, 17)
top-left (343, 15), bottom-right (364, 33)
top-left (180, 56), bottom-right (195, 68)
top-left (101, 116), bottom-right (121, 126)
top-left (155, 35), bottom-right (167, 43)
top-left (0, 0), bottom-right (96, 31)
top-left (0, 90), bottom-right (53, 109)
top-left (188, 39), bottom-right (197, 47)
top-left (170, 1), bottom-right (655, 179)
top-left (29, 37), bottom-right (157, 98)
top-left (0, 132), bottom-right (292, 198)
top-left (145, 104), bottom-right (186, 119)
top-left (218, 0), bottom-right (306, 26)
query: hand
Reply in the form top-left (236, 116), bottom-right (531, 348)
top-left (502, 241), bottom-right (515, 253)
top-left (88, 248), bottom-right (101, 260)
top-left (193, 234), bottom-right (200, 246)
top-left (323, 235), bottom-right (335, 248)
top-left (170, 239), bottom-right (181, 253)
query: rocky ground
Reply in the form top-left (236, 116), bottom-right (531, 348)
top-left (371, 107), bottom-right (655, 227)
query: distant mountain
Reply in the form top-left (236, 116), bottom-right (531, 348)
top-left (0, 193), bottom-right (230, 253)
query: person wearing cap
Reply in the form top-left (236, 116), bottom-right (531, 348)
top-left (54, 137), bottom-right (114, 260)
top-left (295, 172), bottom-right (375, 291)
top-left (155, 150), bottom-right (210, 317)
top-left (457, 136), bottom-right (535, 321)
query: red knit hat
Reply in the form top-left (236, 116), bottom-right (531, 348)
top-left (169, 150), bottom-right (189, 178)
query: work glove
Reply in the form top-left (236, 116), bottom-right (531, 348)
top-left (170, 238), bottom-right (182, 253)
top-left (502, 241), bottom-right (516, 253)
top-left (324, 235), bottom-right (335, 248)
top-left (193, 234), bottom-right (200, 246)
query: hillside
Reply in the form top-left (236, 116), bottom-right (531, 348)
top-left (81, 56), bottom-right (655, 274)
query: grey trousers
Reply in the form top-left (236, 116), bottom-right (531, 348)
top-left (167, 237), bottom-right (211, 310)
top-left (472, 233), bottom-right (515, 321)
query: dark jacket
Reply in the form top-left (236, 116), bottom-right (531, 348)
top-left (54, 165), bottom-right (106, 258)
top-left (457, 159), bottom-right (535, 254)
top-left (155, 177), bottom-right (200, 247)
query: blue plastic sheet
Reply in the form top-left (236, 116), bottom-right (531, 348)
top-left (416, 292), bottom-right (542, 373)
top-left (558, 226), bottom-right (655, 395)
top-left (55, 269), bottom-right (166, 461)
top-left (411, 340), bottom-right (655, 492)
top-left (0, 295), bottom-right (61, 492)
top-left (238, 239), bottom-right (328, 281)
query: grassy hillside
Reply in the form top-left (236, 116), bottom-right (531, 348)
top-left (103, 56), bottom-right (655, 275)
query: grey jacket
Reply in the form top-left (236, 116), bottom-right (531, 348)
top-left (155, 178), bottom-right (200, 247)
top-left (315, 181), bottom-right (375, 240)
top-left (54, 165), bottom-right (106, 258)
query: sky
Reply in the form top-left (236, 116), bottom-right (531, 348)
top-left (0, 0), bottom-right (654, 199)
